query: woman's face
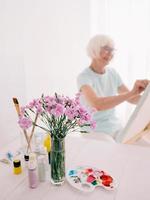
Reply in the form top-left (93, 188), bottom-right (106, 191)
top-left (98, 45), bottom-right (114, 65)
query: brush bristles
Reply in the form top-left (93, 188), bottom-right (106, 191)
top-left (12, 97), bottom-right (20, 116)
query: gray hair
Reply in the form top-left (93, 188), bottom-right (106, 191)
top-left (86, 34), bottom-right (114, 59)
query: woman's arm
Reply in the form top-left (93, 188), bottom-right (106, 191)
top-left (80, 80), bottom-right (149, 110)
top-left (118, 84), bottom-right (140, 104)
top-left (118, 80), bottom-right (150, 104)
top-left (80, 85), bottom-right (135, 111)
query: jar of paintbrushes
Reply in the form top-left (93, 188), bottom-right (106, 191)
top-left (12, 97), bottom-right (38, 161)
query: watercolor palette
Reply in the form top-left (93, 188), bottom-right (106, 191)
top-left (66, 166), bottom-right (117, 192)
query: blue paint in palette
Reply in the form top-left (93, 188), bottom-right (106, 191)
top-left (68, 170), bottom-right (77, 176)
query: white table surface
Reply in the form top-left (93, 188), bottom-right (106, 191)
top-left (1, 134), bottom-right (150, 200)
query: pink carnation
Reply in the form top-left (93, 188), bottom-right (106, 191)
top-left (51, 104), bottom-right (64, 117)
top-left (18, 117), bottom-right (32, 129)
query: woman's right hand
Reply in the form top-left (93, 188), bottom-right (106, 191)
top-left (130, 79), bottom-right (149, 96)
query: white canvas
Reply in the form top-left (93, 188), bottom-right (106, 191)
top-left (118, 83), bottom-right (150, 143)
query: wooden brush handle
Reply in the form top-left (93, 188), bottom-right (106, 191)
top-left (27, 113), bottom-right (39, 153)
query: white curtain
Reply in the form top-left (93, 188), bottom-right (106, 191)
top-left (90, 0), bottom-right (150, 125)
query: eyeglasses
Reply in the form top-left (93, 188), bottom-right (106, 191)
top-left (101, 46), bottom-right (115, 53)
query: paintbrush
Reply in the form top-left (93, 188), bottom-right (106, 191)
top-left (12, 97), bottom-right (31, 151)
top-left (27, 94), bottom-right (43, 152)
top-left (27, 113), bottom-right (39, 153)
top-left (12, 98), bottom-right (21, 116)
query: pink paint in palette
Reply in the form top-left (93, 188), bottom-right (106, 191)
top-left (66, 166), bottom-right (117, 192)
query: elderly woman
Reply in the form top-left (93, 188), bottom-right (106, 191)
top-left (77, 34), bottom-right (149, 140)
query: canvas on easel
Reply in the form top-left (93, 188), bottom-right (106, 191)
top-left (118, 83), bottom-right (150, 144)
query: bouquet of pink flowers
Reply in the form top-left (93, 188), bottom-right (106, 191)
top-left (18, 93), bottom-right (96, 185)
top-left (18, 93), bottom-right (95, 140)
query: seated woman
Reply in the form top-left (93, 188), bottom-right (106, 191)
top-left (77, 34), bottom-right (149, 140)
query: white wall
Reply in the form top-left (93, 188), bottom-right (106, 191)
top-left (0, 0), bottom-right (91, 147)
top-left (23, 0), bottom-right (91, 100)
top-left (0, 0), bottom-right (27, 148)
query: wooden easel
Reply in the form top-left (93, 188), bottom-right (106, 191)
top-left (124, 121), bottom-right (150, 144)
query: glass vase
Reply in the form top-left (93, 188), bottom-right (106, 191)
top-left (50, 136), bottom-right (65, 185)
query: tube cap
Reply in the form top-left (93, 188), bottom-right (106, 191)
top-left (24, 154), bottom-right (29, 161)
